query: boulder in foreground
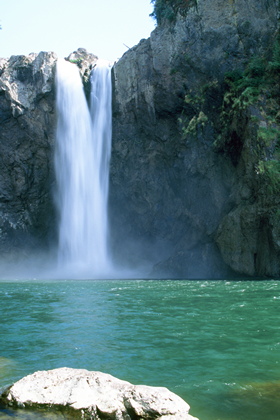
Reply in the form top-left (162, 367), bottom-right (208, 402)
top-left (0, 367), bottom-right (198, 419)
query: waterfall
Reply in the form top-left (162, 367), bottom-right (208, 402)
top-left (55, 58), bottom-right (112, 278)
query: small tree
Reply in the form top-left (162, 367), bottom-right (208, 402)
top-left (150, 0), bottom-right (196, 25)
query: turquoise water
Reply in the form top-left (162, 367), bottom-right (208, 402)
top-left (0, 279), bottom-right (279, 419)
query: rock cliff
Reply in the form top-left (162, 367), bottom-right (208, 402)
top-left (0, 1), bottom-right (279, 278)
top-left (0, 52), bottom-right (57, 259)
top-left (110, 0), bottom-right (280, 278)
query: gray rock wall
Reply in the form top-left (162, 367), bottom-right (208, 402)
top-left (110, 0), bottom-right (280, 278)
top-left (0, 52), bottom-right (57, 258)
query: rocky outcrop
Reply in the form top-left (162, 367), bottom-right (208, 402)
top-left (0, 367), bottom-right (198, 419)
top-left (110, 0), bottom-right (280, 278)
top-left (66, 48), bottom-right (98, 100)
top-left (0, 51), bottom-right (57, 257)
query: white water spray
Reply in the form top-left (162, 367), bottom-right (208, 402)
top-left (55, 58), bottom-right (112, 277)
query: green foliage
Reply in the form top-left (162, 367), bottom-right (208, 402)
top-left (68, 58), bottom-right (83, 68)
top-left (223, 86), bottom-right (260, 113)
top-left (256, 160), bottom-right (280, 195)
top-left (178, 83), bottom-right (215, 138)
top-left (223, 57), bottom-right (266, 112)
top-left (215, 32), bottom-right (280, 170)
top-left (267, 32), bottom-right (280, 76)
top-left (184, 91), bottom-right (204, 107)
top-left (257, 126), bottom-right (280, 147)
top-left (216, 31), bottom-right (280, 187)
top-left (223, 32), bottom-right (280, 109)
top-left (244, 57), bottom-right (266, 81)
top-left (221, 55), bottom-right (274, 125)
top-left (150, 0), bottom-right (197, 25)
top-left (180, 111), bottom-right (208, 136)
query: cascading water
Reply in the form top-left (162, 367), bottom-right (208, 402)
top-left (55, 58), bottom-right (112, 277)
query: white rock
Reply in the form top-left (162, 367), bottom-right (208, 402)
top-left (2, 367), bottom-right (198, 419)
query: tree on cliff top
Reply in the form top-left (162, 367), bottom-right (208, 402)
top-left (150, 0), bottom-right (196, 25)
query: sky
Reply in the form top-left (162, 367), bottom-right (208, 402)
top-left (0, 0), bottom-right (156, 61)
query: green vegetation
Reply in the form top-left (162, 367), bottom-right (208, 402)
top-left (216, 31), bottom-right (280, 191)
top-left (267, 30), bottom-right (280, 80)
top-left (222, 57), bottom-right (267, 114)
top-left (220, 32), bottom-right (280, 120)
top-left (179, 111), bottom-right (208, 136)
top-left (179, 80), bottom-right (218, 138)
top-left (256, 160), bottom-right (280, 195)
top-left (150, 0), bottom-right (197, 25)
top-left (68, 58), bottom-right (83, 68)
top-left (258, 126), bottom-right (280, 148)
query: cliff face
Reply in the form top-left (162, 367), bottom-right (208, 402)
top-left (111, 0), bottom-right (280, 278)
top-left (0, 52), bottom-right (57, 257)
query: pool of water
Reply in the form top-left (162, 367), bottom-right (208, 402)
top-left (0, 279), bottom-right (279, 419)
